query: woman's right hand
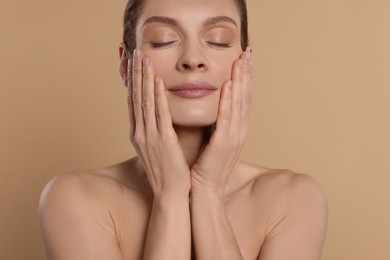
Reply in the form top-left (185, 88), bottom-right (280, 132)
top-left (127, 49), bottom-right (191, 197)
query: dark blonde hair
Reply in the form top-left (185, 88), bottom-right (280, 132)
top-left (123, 0), bottom-right (249, 54)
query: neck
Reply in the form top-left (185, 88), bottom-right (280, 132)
top-left (174, 125), bottom-right (212, 167)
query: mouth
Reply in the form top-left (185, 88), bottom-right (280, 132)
top-left (168, 82), bottom-right (217, 98)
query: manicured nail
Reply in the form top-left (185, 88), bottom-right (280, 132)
top-left (133, 49), bottom-right (140, 58)
top-left (142, 57), bottom-right (149, 67)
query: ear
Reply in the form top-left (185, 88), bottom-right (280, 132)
top-left (119, 42), bottom-right (130, 87)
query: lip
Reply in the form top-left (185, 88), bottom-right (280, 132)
top-left (168, 82), bottom-right (217, 98)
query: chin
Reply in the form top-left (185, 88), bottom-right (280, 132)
top-left (171, 109), bottom-right (217, 127)
top-left (167, 93), bottom-right (219, 127)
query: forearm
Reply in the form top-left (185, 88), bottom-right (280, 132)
top-left (143, 193), bottom-right (191, 260)
top-left (190, 190), bottom-right (244, 260)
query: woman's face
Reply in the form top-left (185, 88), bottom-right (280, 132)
top-left (135, 0), bottom-right (243, 127)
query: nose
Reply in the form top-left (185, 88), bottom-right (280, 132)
top-left (176, 44), bottom-right (209, 73)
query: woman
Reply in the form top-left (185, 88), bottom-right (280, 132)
top-left (39, 0), bottom-right (328, 259)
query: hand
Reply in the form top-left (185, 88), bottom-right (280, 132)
top-left (127, 49), bottom-right (191, 197)
top-left (190, 49), bottom-right (253, 194)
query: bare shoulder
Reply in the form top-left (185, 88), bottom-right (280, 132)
top-left (38, 165), bottom-right (129, 235)
top-left (39, 158), bottom-right (151, 209)
top-left (38, 158), bottom-right (149, 259)
top-left (39, 165), bottom-right (126, 211)
top-left (252, 165), bottom-right (326, 198)
top-left (242, 163), bottom-right (328, 259)
top-left (41, 170), bottom-right (100, 203)
top-left (233, 161), bottom-right (327, 204)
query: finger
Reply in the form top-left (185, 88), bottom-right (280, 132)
top-left (142, 56), bottom-right (157, 133)
top-left (154, 77), bottom-right (174, 134)
top-left (127, 58), bottom-right (135, 138)
top-left (241, 50), bottom-right (253, 142)
top-left (230, 56), bottom-right (245, 126)
top-left (242, 50), bottom-right (253, 121)
top-left (132, 49), bottom-right (145, 135)
top-left (215, 80), bottom-right (232, 133)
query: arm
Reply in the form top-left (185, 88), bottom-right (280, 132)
top-left (128, 49), bottom-right (192, 260)
top-left (190, 49), bottom-right (252, 259)
top-left (190, 189), bottom-right (244, 260)
top-left (258, 174), bottom-right (328, 260)
top-left (143, 192), bottom-right (191, 259)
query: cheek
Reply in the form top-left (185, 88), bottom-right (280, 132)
top-left (213, 54), bottom-right (239, 79)
top-left (144, 52), bottom-right (174, 78)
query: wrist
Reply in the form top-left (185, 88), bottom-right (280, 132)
top-left (191, 180), bottom-right (225, 195)
top-left (190, 186), bottom-right (225, 202)
top-left (153, 190), bottom-right (190, 205)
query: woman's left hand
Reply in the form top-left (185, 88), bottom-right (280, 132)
top-left (190, 49), bottom-right (253, 194)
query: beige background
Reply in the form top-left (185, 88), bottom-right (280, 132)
top-left (1, 0), bottom-right (389, 259)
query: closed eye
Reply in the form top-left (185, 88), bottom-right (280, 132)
top-left (150, 41), bottom-right (176, 48)
top-left (207, 41), bottom-right (231, 48)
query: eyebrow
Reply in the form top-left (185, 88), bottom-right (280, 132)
top-left (204, 16), bottom-right (238, 27)
top-left (142, 15), bottom-right (238, 28)
top-left (143, 16), bottom-right (178, 27)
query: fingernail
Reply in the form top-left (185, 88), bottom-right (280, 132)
top-left (142, 57), bottom-right (149, 67)
top-left (127, 59), bottom-right (131, 71)
top-left (133, 49), bottom-right (140, 58)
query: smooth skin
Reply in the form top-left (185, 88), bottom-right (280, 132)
top-left (39, 0), bottom-right (328, 259)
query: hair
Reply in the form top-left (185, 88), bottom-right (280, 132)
top-left (123, 0), bottom-right (248, 55)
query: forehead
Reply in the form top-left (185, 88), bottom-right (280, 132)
top-left (139, 0), bottom-right (240, 26)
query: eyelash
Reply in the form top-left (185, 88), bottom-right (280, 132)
top-left (207, 41), bottom-right (231, 48)
top-left (150, 41), bottom-right (231, 49)
top-left (150, 41), bottom-right (176, 48)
